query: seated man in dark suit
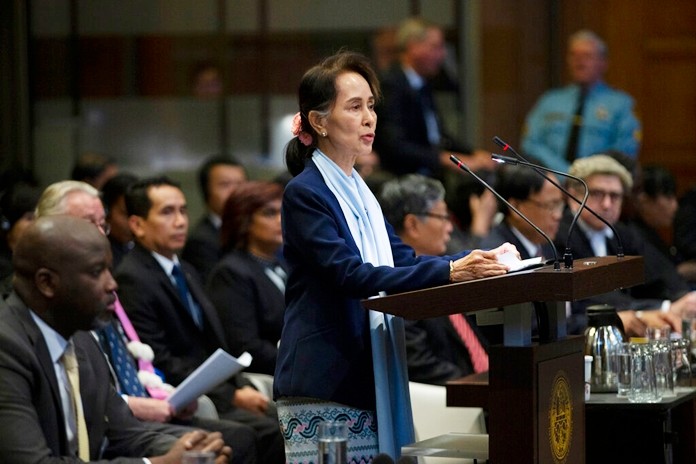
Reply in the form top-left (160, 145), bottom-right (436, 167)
top-left (557, 154), bottom-right (696, 336)
top-left (480, 163), bottom-right (564, 261)
top-left (34, 179), bottom-right (258, 464)
top-left (116, 176), bottom-right (284, 464)
top-left (379, 174), bottom-right (489, 384)
top-left (182, 156), bottom-right (247, 282)
top-left (478, 164), bottom-right (566, 339)
top-left (0, 214), bottom-right (230, 463)
top-left (628, 164), bottom-right (696, 286)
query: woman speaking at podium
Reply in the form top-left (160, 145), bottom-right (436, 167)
top-left (273, 50), bottom-right (517, 464)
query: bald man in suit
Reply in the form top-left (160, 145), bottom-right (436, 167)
top-left (0, 215), bottom-right (230, 463)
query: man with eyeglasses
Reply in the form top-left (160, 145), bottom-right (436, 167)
top-left (480, 163), bottom-right (564, 261)
top-left (557, 154), bottom-right (696, 336)
top-left (379, 174), bottom-right (491, 384)
top-left (34, 181), bottom-right (112, 235)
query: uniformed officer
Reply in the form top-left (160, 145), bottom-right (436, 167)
top-left (521, 29), bottom-right (641, 173)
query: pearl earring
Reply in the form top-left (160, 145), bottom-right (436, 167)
top-left (321, 131), bottom-right (327, 137)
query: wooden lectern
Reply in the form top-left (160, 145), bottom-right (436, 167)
top-left (362, 255), bottom-right (644, 464)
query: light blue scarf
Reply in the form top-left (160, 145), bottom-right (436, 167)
top-left (312, 150), bottom-right (415, 459)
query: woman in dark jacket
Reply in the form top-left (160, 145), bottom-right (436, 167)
top-left (206, 180), bottom-right (286, 375)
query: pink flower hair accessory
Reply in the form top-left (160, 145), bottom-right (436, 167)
top-left (291, 112), bottom-right (313, 147)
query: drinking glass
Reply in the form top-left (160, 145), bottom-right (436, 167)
top-left (318, 421), bottom-right (348, 464)
top-left (671, 337), bottom-right (692, 388)
top-left (628, 340), bottom-right (661, 403)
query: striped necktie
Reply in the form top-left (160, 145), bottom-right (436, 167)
top-left (449, 313), bottom-right (489, 373)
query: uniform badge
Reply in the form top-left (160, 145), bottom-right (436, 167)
top-left (595, 106), bottom-right (608, 121)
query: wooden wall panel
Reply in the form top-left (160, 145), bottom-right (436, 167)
top-left (607, 0), bottom-right (696, 195)
top-left (79, 37), bottom-right (126, 97)
top-left (479, 0), bottom-right (553, 151)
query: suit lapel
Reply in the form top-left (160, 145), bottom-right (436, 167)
top-left (183, 263), bottom-right (228, 350)
top-left (137, 246), bottom-right (228, 350)
top-left (136, 246), bottom-right (201, 328)
top-left (6, 293), bottom-right (71, 455)
top-left (499, 224), bottom-right (532, 260)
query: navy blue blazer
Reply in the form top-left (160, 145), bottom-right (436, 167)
top-left (206, 249), bottom-right (286, 375)
top-left (273, 160), bottom-right (469, 410)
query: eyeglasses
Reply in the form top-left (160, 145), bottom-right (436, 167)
top-left (411, 211), bottom-right (451, 222)
top-left (525, 199), bottom-right (565, 213)
top-left (96, 221), bottom-right (111, 236)
top-left (588, 189), bottom-right (623, 203)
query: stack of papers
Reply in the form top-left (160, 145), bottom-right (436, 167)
top-left (167, 349), bottom-right (252, 412)
top-left (497, 251), bottom-right (543, 273)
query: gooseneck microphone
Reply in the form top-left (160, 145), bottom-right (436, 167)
top-left (450, 155), bottom-right (561, 270)
top-left (492, 136), bottom-right (625, 262)
top-left (491, 153), bottom-right (589, 269)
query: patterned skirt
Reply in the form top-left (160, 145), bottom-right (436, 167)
top-left (277, 397), bottom-right (379, 464)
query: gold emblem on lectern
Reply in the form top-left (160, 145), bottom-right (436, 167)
top-left (548, 371), bottom-right (572, 463)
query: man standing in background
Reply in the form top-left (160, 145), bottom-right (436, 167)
top-left (374, 17), bottom-right (494, 180)
top-left (521, 30), bottom-right (641, 172)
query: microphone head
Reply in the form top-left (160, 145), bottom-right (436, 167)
top-left (449, 155), bottom-right (471, 172)
top-left (491, 153), bottom-right (517, 165)
top-left (492, 136), bottom-right (522, 158)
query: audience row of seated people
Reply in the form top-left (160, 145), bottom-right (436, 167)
top-left (0, 214), bottom-right (233, 463)
top-left (3, 152), bottom-right (696, 366)
top-left (112, 176), bottom-right (285, 463)
top-left (1, 147), bottom-right (696, 463)
top-left (34, 180), bottom-right (261, 463)
top-left (0, 167), bottom-right (289, 463)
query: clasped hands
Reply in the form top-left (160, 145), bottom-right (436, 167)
top-left (621, 291), bottom-right (696, 338)
top-left (151, 430), bottom-right (232, 464)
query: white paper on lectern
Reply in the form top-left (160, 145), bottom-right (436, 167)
top-left (167, 349), bottom-right (252, 412)
top-left (497, 251), bottom-right (543, 272)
